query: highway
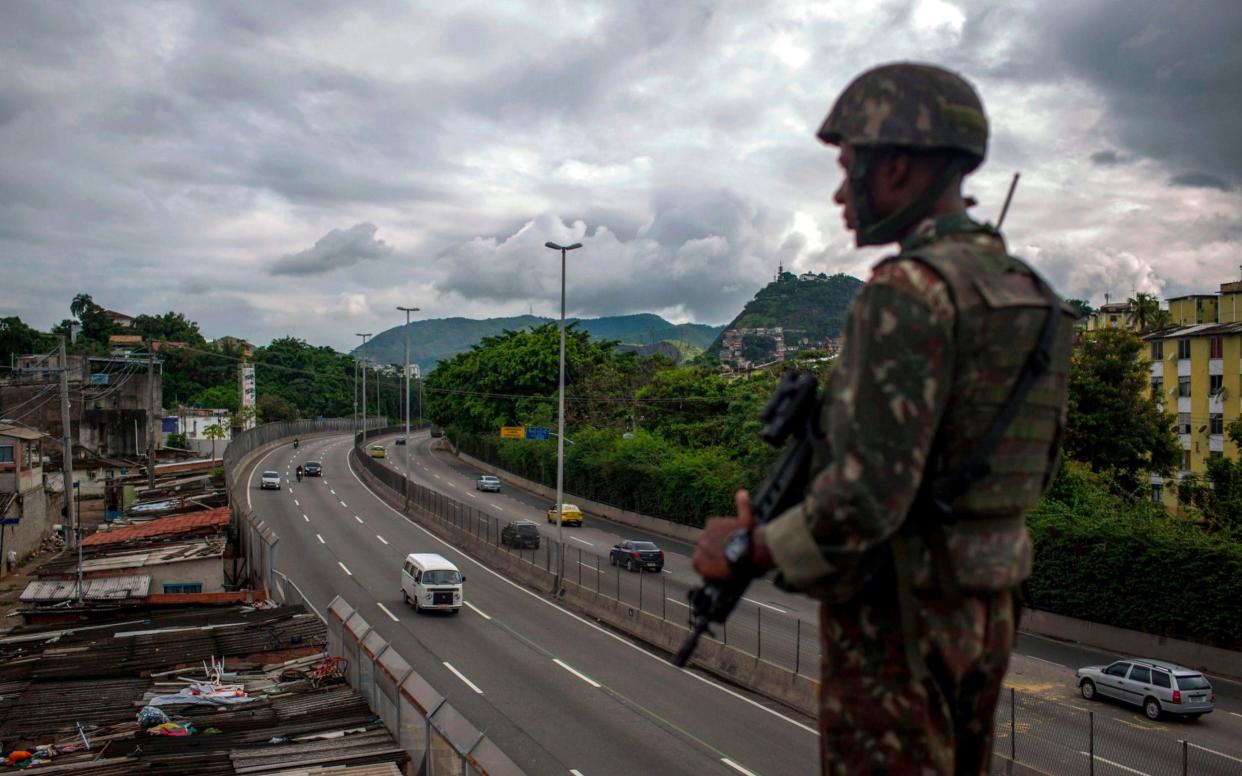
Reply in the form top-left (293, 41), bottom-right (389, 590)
top-left (245, 432), bottom-right (821, 776)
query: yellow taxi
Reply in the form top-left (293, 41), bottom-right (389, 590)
top-left (546, 503), bottom-right (583, 527)
top-left (369, 445), bottom-right (386, 458)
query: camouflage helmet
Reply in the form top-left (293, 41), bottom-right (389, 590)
top-left (818, 62), bottom-right (988, 171)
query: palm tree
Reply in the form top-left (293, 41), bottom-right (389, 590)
top-left (204, 423), bottom-right (225, 461)
top-left (1128, 292), bottom-right (1163, 332)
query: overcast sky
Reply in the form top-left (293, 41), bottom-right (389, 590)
top-left (2, 0), bottom-right (1240, 350)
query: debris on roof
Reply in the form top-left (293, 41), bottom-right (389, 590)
top-left (19, 575), bottom-right (152, 603)
top-left (85, 506), bottom-right (230, 546)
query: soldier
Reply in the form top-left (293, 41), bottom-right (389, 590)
top-left (693, 63), bottom-right (1076, 774)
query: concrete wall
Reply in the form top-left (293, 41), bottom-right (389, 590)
top-left (456, 450), bottom-right (703, 544)
top-left (145, 555), bottom-right (226, 593)
top-left (1021, 608), bottom-right (1242, 680)
top-left (0, 485), bottom-right (52, 576)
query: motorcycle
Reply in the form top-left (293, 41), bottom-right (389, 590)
top-left (296, 466), bottom-right (304, 482)
top-left (293, 438), bottom-right (300, 449)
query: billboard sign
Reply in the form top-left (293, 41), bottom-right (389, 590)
top-left (525, 427), bottom-right (550, 440)
top-left (499, 426), bottom-right (525, 439)
top-left (239, 364), bottom-right (256, 430)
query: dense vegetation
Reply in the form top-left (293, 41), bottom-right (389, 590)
top-left (705, 271), bottom-right (864, 355)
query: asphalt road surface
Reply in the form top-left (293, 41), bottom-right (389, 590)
top-left (248, 433), bottom-right (820, 776)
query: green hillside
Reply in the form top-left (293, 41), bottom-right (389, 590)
top-left (356, 313), bottom-right (724, 372)
top-left (707, 271), bottom-right (864, 358)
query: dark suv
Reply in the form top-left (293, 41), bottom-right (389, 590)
top-left (500, 520), bottom-right (541, 549)
top-left (303, 461), bottom-right (322, 477)
top-left (610, 540), bottom-right (664, 572)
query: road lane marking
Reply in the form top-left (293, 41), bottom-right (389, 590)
top-left (1185, 743), bottom-right (1242, 764)
top-left (1230, 711), bottom-right (1242, 719)
top-left (341, 500), bottom-right (348, 508)
top-left (553, 659), bottom-right (601, 688)
top-left (666, 597), bottom-right (690, 608)
top-left (338, 561), bottom-right (352, 575)
top-left (1026, 655), bottom-right (1065, 668)
top-left (743, 597), bottom-right (788, 614)
top-left (330, 489), bottom-right (336, 495)
top-left (302, 514), bottom-right (309, 522)
top-left (467, 493), bottom-right (477, 499)
top-left (443, 662), bottom-right (483, 693)
top-left (722, 759), bottom-right (760, 776)
top-left (434, 474), bottom-right (441, 480)
top-left (570, 771), bottom-right (585, 776)
top-left (345, 446), bottom-right (819, 737)
top-left (491, 504), bottom-right (503, 512)
top-left (377, 602), bottom-right (399, 622)
top-left (663, 569), bottom-right (672, 574)
top-left (376, 534), bottom-right (388, 545)
top-left (294, 499), bottom-right (299, 507)
top-left (570, 537), bottom-right (594, 547)
top-left (465, 601), bottom-right (491, 619)
top-left (447, 482), bottom-right (456, 488)
top-left (1078, 753), bottom-right (1151, 776)
top-left (316, 534), bottom-right (325, 544)
top-left (353, 514), bottom-right (364, 524)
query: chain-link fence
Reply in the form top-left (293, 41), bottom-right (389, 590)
top-left (353, 435), bottom-right (823, 680)
top-left (991, 686), bottom-right (1241, 776)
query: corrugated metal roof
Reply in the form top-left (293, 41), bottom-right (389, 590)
top-left (84, 507), bottom-right (230, 546)
top-left (20, 575), bottom-right (151, 602)
top-left (0, 423), bottom-right (46, 440)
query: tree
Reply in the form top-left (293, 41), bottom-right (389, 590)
top-left (193, 385), bottom-right (239, 412)
top-left (740, 333), bottom-right (778, 364)
top-left (1065, 328), bottom-right (1181, 493)
top-left (257, 393), bottom-right (298, 423)
top-left (1176, 420), bottom-right (1242, 532)
top-left (1127, 292), bottom-right (1165, 333)
top-left (1064, 299), bottom-right (1094, 319)
top-left (132, 311), bottom-right (207, 345)
top-left (203, 423), bottom-right (226, 461)
top-left (68, 292), bottom-right (115, 344)
top-left (0, 316), bottom-right (56, 365)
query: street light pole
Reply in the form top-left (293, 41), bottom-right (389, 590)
top-left (397, 306), bottom-right (419, 507)
top-left (356, 333), bottom-right (371, 444)
top-left (544, 240), bottom-right (582, 588)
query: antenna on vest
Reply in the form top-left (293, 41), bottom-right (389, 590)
top-left (996, 172), bottom-right (1021, 229)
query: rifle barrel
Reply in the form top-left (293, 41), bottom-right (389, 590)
top-left (996, 172), bottom-right (1020, 229)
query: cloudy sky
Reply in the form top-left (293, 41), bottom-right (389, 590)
top-left (2, 0), bottom-right (1240, 350)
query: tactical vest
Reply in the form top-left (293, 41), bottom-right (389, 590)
top-left (883, 226), bottom-right (1076, 594)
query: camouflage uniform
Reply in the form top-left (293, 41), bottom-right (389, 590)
top-left (762, 64), bottom-right (1076, 774)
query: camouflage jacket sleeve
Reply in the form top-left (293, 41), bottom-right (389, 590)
top-left (763, 258), bottom-right (957, 590)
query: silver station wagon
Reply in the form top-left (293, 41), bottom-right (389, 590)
top-left (1077, 658), bottom-right (1214, 720)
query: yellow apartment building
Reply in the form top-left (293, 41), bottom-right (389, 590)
top-left (1144, 279), bottom-right (1242, 504)
top-left (1085, 301), bottom-right (1138, 332)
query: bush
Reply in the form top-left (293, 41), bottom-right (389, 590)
top-left (1027, 462), bottom-right (1242, 648)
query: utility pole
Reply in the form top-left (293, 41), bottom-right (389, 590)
top-left (356, 333), bottom-right (371, 442)
top-left (544, 241), bottom-right (582, 587)
top-left (58, 339), bottom-right (82, 602)
top-left (147, 347), bottom-right (156, 488)
top-left (397, 306), bottom-right (419, 506)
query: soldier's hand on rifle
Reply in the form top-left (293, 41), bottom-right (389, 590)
top-left (692, 490), bottom-right (774, 581)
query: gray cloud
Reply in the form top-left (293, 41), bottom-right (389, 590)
top-left (1090, 150), bottom-right (1123, 166)
top-left (270, 223), bottom-right (393, 276)
top-left (1168, 172), bottom-right (1233, 192)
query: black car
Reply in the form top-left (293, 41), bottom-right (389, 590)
top-left (304, 461), bottom-right (323, 477)
top-left (610, 540), bottom-right (664, 572)
top-left (394, 437), bottom-right (407, 446)
top-left (501, 520), bottom-right (541, 549)
top-left (429, 426), bottom-right (443, 438)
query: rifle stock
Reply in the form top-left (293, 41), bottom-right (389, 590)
top-left (673, 371), bottom-right (824, 667)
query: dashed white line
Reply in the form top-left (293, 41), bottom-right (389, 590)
top-left (294, 499), bottom-right (300, 507)
top-left (447, 482), bottom-right (457, 488)
top-left (743, 597), bottom-right (788, 614)
top-left (1078, 753), bottom-right (1150, 776)
top-left (340, 500), bottom-right (348, 508)
top-left (354, 515), bottom-right (364, 524)
top-left (433, 474), bottom-right (441, 480)
top-left (1229, 711), bottom-right (1242, 720)
top-left (377, 602), bottom-right (399, 622)
top-left (330, 489), bottom-right (336, 495)
top-left (465, 601), bottom-right (491, 620)
top-left (721, 758), bottom-right (760, 776)
top-left (467, 493), bottom-right (477, 499)
top-left (338, 561), bottom-right (352, 576)
top-left (570, 770), bottom-right (585, 776)
top-left (1026, 655), bottom-right (1065, 668)
top-left (491, 504), bottom-right (504, 512)
top-left (316, 533), bottom-right (325, 544)
top-left (553, 659), bottom-right (601, 688)
top-left (376, 534), bottom-right (388, 545)
top-left (443, 662), bottom-right (483, 694)
top-left (570, 537), bottom-right (594, 547)
top-left (302, 514), bottom-right (309, 522)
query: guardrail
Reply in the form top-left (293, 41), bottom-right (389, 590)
top-left (991, 686), bottom-right (1240, 776)
top-left (351, 433), bottom-right (820, 715)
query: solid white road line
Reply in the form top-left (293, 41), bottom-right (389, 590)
top-left (344, 444), bottom-right (818, 737)
top-left (554, 659), bottom-right (601, 688)
top-left (443, 662), bottom-right (483, 694)
top-left (1078, 753), bottom-right (1151, 776)
top-left (376, 534), bottom-right (388, 545)
top-left (570, 537), bottom-right (594, 547)
top-left (465, 601), bottom-right (491, 620)
top-left (338, 561), bottom-right (352, 576)
top-left (1229, 711), bottom-right (1242, 719)
top-left (354, 514), bottom-right (364, 524)
top-left (742, 597), bottom-right (788, 614)
top-left (302, 514), bottom-right (309, 522)
top-left (316, 534), bottom-right (325, 544)
top-left (721, 758), bottom-right (760, 776)
top-left (1186, 743), bottom-right (1242, 764)
top-left (666, 597), bottom-right (690, 608)
top-left (1025, 655), bottom-right (1066, 668)
top-left (377, 602), bottom-right (399, 622)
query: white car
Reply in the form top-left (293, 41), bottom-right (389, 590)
top-left (476, 475), bottom-right (501, 492)
top-left (401, 553), bottom-right (464, 614)
top-left (260, 471), bottom-right (281, 490)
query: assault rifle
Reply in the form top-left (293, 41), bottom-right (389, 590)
top-left (673, 370), bottom-right (824, 667)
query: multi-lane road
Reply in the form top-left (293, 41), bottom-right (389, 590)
top-left (248, 430), bottom-right (1242, 776)
top-left (245, 432), bottom-right (820, 776)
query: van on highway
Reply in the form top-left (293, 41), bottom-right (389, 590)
top-left (401, 553), bottom-right (464, 614)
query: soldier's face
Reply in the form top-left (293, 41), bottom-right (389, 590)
top-left (833, 144), bottom-right (859, 235)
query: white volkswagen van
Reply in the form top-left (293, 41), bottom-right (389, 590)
top-left (401, 553), bottom-right (464, 614)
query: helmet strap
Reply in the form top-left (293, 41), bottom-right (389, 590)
top-left (850, 150), bottom-right (968, 247)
